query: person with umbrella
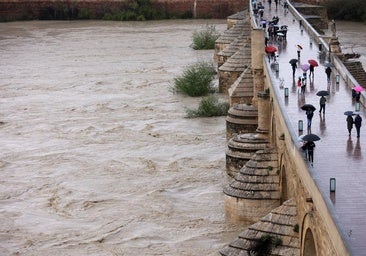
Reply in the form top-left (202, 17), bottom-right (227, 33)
top-left (290, 59), bottom-right (297, 78)
top-left (305, 140), bottom-right (316, 165)
top-left (301, 63), bottom-right (309, 81)
top-left (355, 114), bottom-right (362, 138)
top-left (355, 92), bottom-right (361, 102)
top-left (265, 45), bottom-right (277, 62)
top-left (319, 96), bottom-right (326, 114)
top-left (308, 59), bottom-right (318, 78)
top-left (353, 86), bottom-right (363, 102)
top-left (309, 64), bottom-right (314, 78)
top-left (301, 134), bottom-right (319, 166)
top-left (346, 114), bottom-right (354, 136)
top-left (325, 66), bottom-right (332, 82)
top-left (306, 108), bottom-right (314, 128)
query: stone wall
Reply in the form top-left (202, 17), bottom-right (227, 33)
top-left (154, 0), bottom-right (247, 19)
top-left (0, 0), bottom-right (247, 21)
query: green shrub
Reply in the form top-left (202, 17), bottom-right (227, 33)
top-left (78, 8), bottom-right (91, 19)
top-left (272, 236), bottom-right (283, 246)
top-left (172, 61), bottom-right (216, 97)
top-left (103, 0), bottom-right (170, 21)
top-left (249, 235), bottom-right (283, 255)
top-left (191, 24), bottom-right (220, 50)
top-left (186, 95), bottom-right (229, 118)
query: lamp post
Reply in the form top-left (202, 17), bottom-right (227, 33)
top-left (330, 178), bottom-right (336, 192)
top-left (274, 61), bottom-right (279, 72)
top-left (355, 102), bottom-right (360, 112)
top-left (298, 120), bottom-right (303, 131)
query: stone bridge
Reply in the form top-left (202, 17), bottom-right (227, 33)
top-left (217, 1), bottom-right (366, 255)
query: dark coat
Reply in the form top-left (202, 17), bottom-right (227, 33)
top-left (307, 141), bottom-right (315, 152)
top-left (347, 115), bottom-right (354, 130)
top-left (325, 67), bottom-right (332, 77)
top-left (355, 115), bottom-right (362, 128)
top-left (306, 110), bottom-right (314, 119)
top-left (320, 96), bottom-right (326, 105)
top-left (302, 141), bottom-right (315, 152)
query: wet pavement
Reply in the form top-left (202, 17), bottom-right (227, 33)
top-left (259, 3), bottom-right (365, 254)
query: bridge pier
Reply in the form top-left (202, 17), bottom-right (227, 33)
top-left (256, 91), bottom-right (270, 136)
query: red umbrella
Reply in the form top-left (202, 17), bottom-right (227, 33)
top-left (308, 59), bottom-right (319, 67)
top-left (265, 45), bottom-right (277, 53)
top-left (354, 85), bottom-right (364, 92)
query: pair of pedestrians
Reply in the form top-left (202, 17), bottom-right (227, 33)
top-left (347, 114), bottom-right (362, 138)
top-left (305, 96), bottom-right (326, 129)
top-left (301, 140), bottom-right (315, 166)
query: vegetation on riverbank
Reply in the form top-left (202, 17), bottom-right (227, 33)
top-left (325, 0), bottom-right (366, 22)
top-left (191, 25), bottom-right (221, 50)
top-left (185, 95), bottom-right (229, 118)
top-left (171, 61), bottom-right (216, 97)
top-left (171, 61), bottom-right (229, 118)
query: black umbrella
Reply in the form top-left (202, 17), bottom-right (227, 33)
top-left (289, 59), bottom-right (298, 65)
top-left (301, 104), bottom-right (316, 111)
top-left (316, 90), bottom-right (329, 96)
top-left (344, 111), bottom-right (355, 116)
top-left (302, 133), bottom-right (321, 142)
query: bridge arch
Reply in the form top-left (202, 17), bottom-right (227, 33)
top-left (301, 213), bottom-right (318, 256)
top-left (279, 156), bottom-right (288, 203)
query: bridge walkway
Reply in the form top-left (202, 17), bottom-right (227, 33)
top-left (260, 3), bottom-right (365, 254)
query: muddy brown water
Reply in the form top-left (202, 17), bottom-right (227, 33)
top-left (0, 19), bottom-right (243, 256)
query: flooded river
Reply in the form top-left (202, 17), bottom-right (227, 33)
top-left (0, 18), bottom-right (365, 256)
top-left (0, 20), bottom-right (241, 256)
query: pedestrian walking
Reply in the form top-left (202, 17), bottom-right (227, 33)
top-left (309, 64), bottom-right (314, 78)
top-left (283, 1), bottom-right (289, 13)
top-left (307, 141), bottom-right (315, 165)
top-left (355, 114), bottom-right (362, 138)
top-left (297, 77), bottom-right (302, 93)
top-left (291, 62), bottom-right (297, 77)
top-left (355, 91), bottom-right (361, 102)
top-left (297, 45), bottom-right (302, 59)
top-left (302, 70), bottom-right (307, 81)
top-left (347, 115), bottom-right (354, 136)
top-left (259, 8), bottom-right (264, 18)
top-left (301, 78), bottom-right (306, 94)
top-left (306, 109), bottom-right (314, 128)
top-left (319, 96), bottom-right (326, 114)
top-left (302, 141), bottom-right (316, 165)
top-left (325, 67), bottom-right (332, 82)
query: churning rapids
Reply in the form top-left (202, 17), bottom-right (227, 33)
top-left (0, 20), bottom-right (242, 256)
